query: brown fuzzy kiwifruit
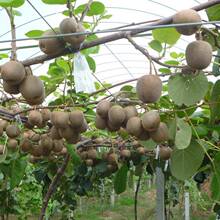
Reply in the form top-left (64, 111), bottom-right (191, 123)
top-left (66, 133), bottom-right (80, 144)
top-left (96, 100), bottom-right (111, 118)
top-left (0, 145), bottom-right (4, 154)
top-left (6, 124), bottom-right (20, 138)
top-left (159, 146), bottom-right (172, 160)
top-left (69, 110), bottom-right (84, 129)
top-left (31, 145), bottom-right (43, 157)
top-left (120, 149), bottom-right (131, 158)
top-left (50, 126), bottom-right (62, 140)
top-left (87, 149), bottom-right (97, 160)
top-left (28, 110), bottom-right (43, 127)
top-left (0, 119), bottom-right (8, 131)
top-left (53, 139), bottom-right (64, 153)
top-left (19, 75), bottom-right (45, 105)
top-left (39, 29), bottom-right (65, 55)
top-left (20, 138), bottom-right (32, 152)
top-left (51, 111), bottom-right (69, 128)
top-left (108, 105), bottom-right (126, 126)
top-left (30, 133), bottom-right (41, 142)
top-left (79, 151), bottom-right (88, 160)
top-left (141, 110), bottom-right (160, 132)
top-left (41, 109), bottom-right (51, 122)
top-left (138, 130), bottom-right (150, 141)
top-left (107, 120), bottom-right (121, 132)
top-left (173, 9), bottom-right (201, 36)
top-left (136, 147), bottom-right (146, 155)
top-left (59, 126), bottom-right (80, 144)
top-left (185, 40), bottom-right (212, 70)
top-left (40, 136), bottom-right (53, 151)
top-left (150, 122), bottom-right (169, 143)
top-left (124, 106), bottom-right (138, 122)
top-left (136, 75), bottom-right (162, 103)
top-left (85, 159), bottom-right (93, 167)
top-left (3, 80), bottom-right (20, 94)
top-left (95, 114), bottom-right (107, 130)
top-left (7, 139), bottom-right (18, 150)
top-left (107, 153), bottom-right (118, 165)
top-left (126, 116), bottom-right (143, 137)
top-left (77, 119), bottom-right (88, 133)
top-left (1, 61), bottom-right (25, 85)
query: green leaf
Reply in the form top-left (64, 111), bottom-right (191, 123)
top-left (175, 118), bottom-right (192, 149)
top-left (0, 53), bottom-right (9, 60)
top-left (66, 144), bottom-right (81, 166)
top-left (148, 40), bottom-right (162, 52)
top-left (25, 30), bottom-right (44, 38)
top-left (87, 1), bottom-right (105, 16)
top-left (0, 0), bottom-right (25, 7)
top-left (12, 9), bottom-right (22, 16)
top-left (167, 118), bottom-right (177, 141)
top-left (210, 80), bottom-right (220, 124)
top-left (159, 68), bottom-right (171, 74)
top-left (140, 139), bottom-right (157, 150)
top-left (114, 164), bottom-right (128, 194)
top-left (206, 4), bottom-right (220, 21)
top-left (211, 172), bottom-right (220, 200)
top-left (213, 49), bottom-right (220, 76)
top-left (168, 73), bottom-right (209, 106)
top-left (10, 157), bottom-right (27, 189)
top-left (42, 0), bottom-right (74, 4)
top-left (170, 140), bottom-right (205, 181)
top-left (152, 28), bottom-right (180, 45)
top-left (0, 147), bottom-right (7, 163)
top-left (86, 55), bottom-right (96, 72)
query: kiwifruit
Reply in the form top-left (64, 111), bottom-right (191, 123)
top-left (51, 111), bottom-right (69, 128)
top-left (136, 75), bottom-right (162, 103)
top-left (150, 122), bottom-right (169, 143)
top-left (124, 106), bottom-right (138, 122)
top-left (66, 133), bottom-right (80, 144)
top-left (107, 120), bottom-right (121, 132)
top-left (77, 119), bottom-right (88, 133)
top-left (87, 149), bottom-right (97, 159)
top-left (79, 151), bottom-right (88, 160)
top-left (59, 126), bottom-right (80, 144)
top-left (0, 145), bottom-right (4, 154)
top-left (126, 116), bottom-right (143, 137)
top-left (141, 110), bottom-right (160, 132)
top-left (0, 119), bottom-right (8, 131)
top-left (96, 100), bottom-right (111, 118)
top-left (30, 133), bottom-right (41, 142)
top-left (31, 145), bottom-right (43, 157)
top-left (107, 153), bottom-right (118, 164)
top-left (69, 110), bottom-right (84, 129)
top-left (7, 139), bottom-right (18, 150)
top-left (95, 114), bottom-right (107, 130)
top-left (120, 149), bottom-right (131, 158)
top-left (59, 17), bottom-right (77, 43)
top-left (185, 40), bottom-right (212, 70)
top-left (85, 159), bottom-right (93, 166)
top-left (108, 105), bottom-right (126, 126)
top-left (3, 80), bottom-right (20, 94)
top-left (40, 136), bottom-right (53, 151)
top-left (101, 152), bottom-right (108, 160)
top-left (0, 126), bottom-right (3, 137)
top-left (53, 139), bottom-right (64, 153)
top-left (94, 137), bottom-right (104, 144)
top-left (137, 130), bottom-right (150, 141)
top-left (28, 110), bottom-right (43, 127)
top-left (6, 124), bottom-right (20, 138)
top-left (1, 61), bottom-right (25, 85)
top-left (41, 109), bottom-right (51, 122)
top-left (19, 75), bottom-right (45, 105)
top-left (159, 146), bottom-right (172, 160)
top-left (50, 126), bottom-right (62, 140)
top-left (39, 29), bottom-right (65, 55)
top-left (136, 147), bottom-right (146, 155)
top-left (20, 138), bottom-right (32, 152)
top-left (173, 9), bottom-right (201, 36)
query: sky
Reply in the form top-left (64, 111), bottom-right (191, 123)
top-left (0, 0), bottom-right (209, 88)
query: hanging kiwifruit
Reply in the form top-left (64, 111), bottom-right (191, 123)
top-left (85, 159), bottom-right (93, 166)
top-left (150, 122), bottom-right (169, 143)
top-left (50, 126), bottom-right (62, 140)
top-left (20, 138), bottom-right (32, 153)
top-left (137, 130), bottom-right (150, 141)
top-left (30, 133), bottom-right (41, 142)
top-left (7, 139), bottom-right (18, 150)
top-left (3, 80), bottom-right (20, 94)
top-left (69, 110), bottom-right (84, 129)
top-left (0, 119), bottom-right (8, 131)
top-left (6, 124), bottom-right (20, 138)
top-left (136, 75), bottom-right (162, 103)
top-left (107, 153), bottom-right (118, 165)
top-left (108, 105), bottom-right (125, 126)
top-left (28, 110), bottom-right (43, 127)
top-left (126, 116), bottom-right (143, 137)
top-left (107, 119), bottom-right (121, 132)
top-left (51, 111), bottom-right (69, 128)
top-left (19, 75), bottom-right (45, 105)
top-left (39, 29), bottom-right (65, 55)
top-left (31, 145), bottom-right (43, 157)
top-left (40, 136), bottom-right (53, 151)
top-left (95, 113), bottom-right (107, 130)
top-left (87, 148), bottom-right (97, 160)
top-left (173, 9), bottom-right (201, 35)
top-left (69, 23), bottom-right (86, 49)
top-left (79, 151), bottom-right (88, 160)
top-left (41, 109), bottom-right (51, 122)
top-left (159, 146), bottom-right (172, 160)
top-left (1, 61), bottom-right (25, 85)
top-left (124, 106), bottom-right (138, 123)
top-left (53, 139), bottom-right (64, 153)
top-left (136, 147), bottom-right (146, 155)
top-left (96, 100), bottom-right (111, 118)
top-left (77, 119), bottom-right (88, 133)
top-left (120, 149), bottom-right (131, 158)
top-left (141, 110), bottom-right (160, 132)
top-left (185, 40), bottom-right (212, 70)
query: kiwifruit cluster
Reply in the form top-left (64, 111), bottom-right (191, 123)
top-left (0, 61), bottom-right (45, 105)
top-left (59, 17), bottom-right (86, 49)
top-left (136, 75), bottom-right (162, 103)
top-left (185, 40), bottom-right (212, 70)
top-left (172, 9), bottom-right (201, 36)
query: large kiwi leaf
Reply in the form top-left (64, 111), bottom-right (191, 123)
top-left (175, 118), bottom-right (192, 150)
top-left (0, 0), bottom-right (24, 7)
top-left (114, 164), bottom-right (128, 194)
top-left (168, 73), bottom-right (209, 106)
top-left (170, 140), bottom-right (205, 181)
top-left (206, 4), bottom-right (220, 21)
top-left (42, 0), bottom-right (74, 4)
top-left (211, 152), bottom-right (220, 201)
